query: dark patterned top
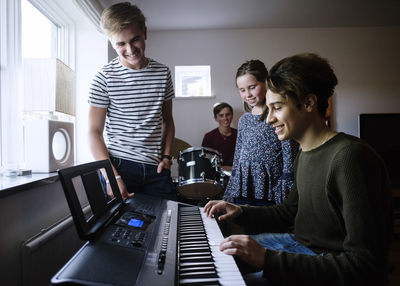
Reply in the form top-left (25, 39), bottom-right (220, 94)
top-left (223, 112), bottom-right (299, 204)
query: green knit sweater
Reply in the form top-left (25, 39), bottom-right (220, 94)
top-left (237, 133), bottom-right (392, 286)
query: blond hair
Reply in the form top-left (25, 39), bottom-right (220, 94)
top-left (101, 2), bottom-right (146, 36)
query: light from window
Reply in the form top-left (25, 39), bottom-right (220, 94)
top-left (0, 0), bottom-right (61, 170)
top-left (22, 0), bottom-right (57, 58)
top-left (175, 66), bottom-right (211, 98)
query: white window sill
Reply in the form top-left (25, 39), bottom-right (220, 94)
top-left (0, 172), bottom-right (58, 196)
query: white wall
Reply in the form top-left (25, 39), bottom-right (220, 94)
top-left (76, 26), bottom-right (400, 162)
top-left (144, 27), bottom-right (400, 147)
top-left (74, 13), bottom-right (108, 164)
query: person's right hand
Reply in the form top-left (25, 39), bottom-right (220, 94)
top-left (219, 235), bottom-right (265, 270)
top-left (107, 178), bottom-right (134, 200)
top-left (203, 200), bottom-right (242, 221)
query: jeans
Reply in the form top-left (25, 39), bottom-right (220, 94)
top-left (234, 197), bottom-right (275, 206)
top-left (110, 156), bottom-right (177, 201)
top-left (251, 232), bottom-right (318, 255)
top-left (244, 233), bottom-right (319, 285)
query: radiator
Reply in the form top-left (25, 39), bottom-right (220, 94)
top-left (21, 215), bottom-right (84, 286)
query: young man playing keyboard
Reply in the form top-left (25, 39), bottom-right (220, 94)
top-left (204, 53), bottom-right (392, 286)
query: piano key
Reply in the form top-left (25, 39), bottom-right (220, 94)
top-left (179, 236), bottom-right (208, 243)
top-left (179, 280), bottom-right (221, 286)
top-left (180, 251), bottom-right (212, 257)
top-left (180, 256), bottom-right (214, 263)
top-left (179, 265), bottom-right (216, 273)
top-left (179, 261), bottom-right (216, 267)
top-left (180, 276), bottom-right (245, 286)
top-left (177, 206), bottom-right (246, 286)
top-left (180, 271), bottom-right (219, 279)
top-left (180, 247), bottom-right (211, 253)
top-left (179, 230), bottom-right (206, 238)
top-left (179, 242), bottom-right (210, 248)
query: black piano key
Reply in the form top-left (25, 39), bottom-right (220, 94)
top-left (179, 262), bottom-right (215, 268)
top-left (179, 236), bottom-right (207, 242)
top-left (180, 247), bottom-right (211, 253)
top-left (180, 256), bottom-right (214, 263)
top-left (179, 229), bottom-right (205, 233)
top-left (179, 215), bottom-right (201, 218)
top-left (179, 233), bottom-right (206, 238)
top-left (179, 233), bottom-right (207, 238)
top-left (177, 205), bottom-right (243, 286)
top-left (179, 244), bottom-right (210, 250)
top-left (180, 243), bottom-right (209, 249)
top-left (179, 225), bottom-right (204, 228)
top-left (179, 215), bottom-right (202, 219)
top-left (179, 243), bottom-right (209, 248)
top-left (179, 280), bottom-right (221, 286)
top-left (180, 271), bottom-right (219, 279)
top-left (179, 226), bottom-right (204, 230)
top-left (179, 265), bottom-right (216, 273)
top-left (179, 223), bottom-right (204, 227)
top-left (179, 251), bottom-right (212, 257)
top-left (180, 236), bottom-right (207, 242)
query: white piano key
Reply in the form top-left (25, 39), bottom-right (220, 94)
top-left (177, 205), bottom-right (246, 286)
top-left (199, 207), bottom-right (246, 286)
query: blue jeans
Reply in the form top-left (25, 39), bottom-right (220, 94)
top-left (234, 197), bottom-right (275, 206)
top-left (110, 156), bottom-right (177, 201)
top-left (251, 232), bottom-right (318, 255)
top-left (244, 233), bottom-right (319, 285)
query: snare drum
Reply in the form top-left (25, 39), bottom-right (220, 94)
top-left (178, 147), bottom-right (223, 199)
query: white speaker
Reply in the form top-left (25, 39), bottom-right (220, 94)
top-left (25, 119), bottom-right (74, 172)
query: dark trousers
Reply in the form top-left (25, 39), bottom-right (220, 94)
top-left (110, 156), bottom-right (177, 201)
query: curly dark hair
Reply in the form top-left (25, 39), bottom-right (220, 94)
top-left (266, 53), bottom-right (338, 118)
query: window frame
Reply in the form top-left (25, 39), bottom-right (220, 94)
top-left (174, 65), bottom-right (212, 98)
top-left (26, 0), bottom-right (75, 68)
top-left (0, 0), bottom-right (75, 169)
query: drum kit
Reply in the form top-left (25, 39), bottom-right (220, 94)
top-left (173, 147), bottom-right (230, 200)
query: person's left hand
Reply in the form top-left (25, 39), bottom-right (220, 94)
top-left (106, 178), bottom-right (134, 200)
top-left (219, 235), bottom-right (266, 270)
top-left (157, 158), bottom-right (172, 173)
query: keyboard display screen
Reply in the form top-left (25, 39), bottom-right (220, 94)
top-left (128, 218), bottom-right (144, 228)
top-left (116, 211), bottom-right (155, 230)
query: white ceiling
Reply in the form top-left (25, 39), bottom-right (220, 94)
top-left (97, 0), bottom-right (400, 31)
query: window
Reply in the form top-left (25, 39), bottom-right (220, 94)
top-left (0, 0), bottom-right (74, 171)
top-left (175, 65), bottom-right (212, 98)
top-left (21, 0), bottom-right (58, 59)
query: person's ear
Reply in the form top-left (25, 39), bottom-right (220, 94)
top-left (304, 94), bottom-right (317, 112)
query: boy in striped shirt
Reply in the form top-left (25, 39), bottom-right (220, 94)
top-left (88, 2), bottom-right (176, 201)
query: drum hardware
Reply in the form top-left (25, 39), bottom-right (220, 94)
top-left (219, 168), bottom-right (232, 190)
top-left (210, 154), bottom-right (220, 169)
top-left (199, 148), bottom-right (206, 158)
top-left (177, 147), bottom-right (224, 200)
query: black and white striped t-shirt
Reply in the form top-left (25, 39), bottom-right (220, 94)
top-left (88, 58), bottom-right (175, 165)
